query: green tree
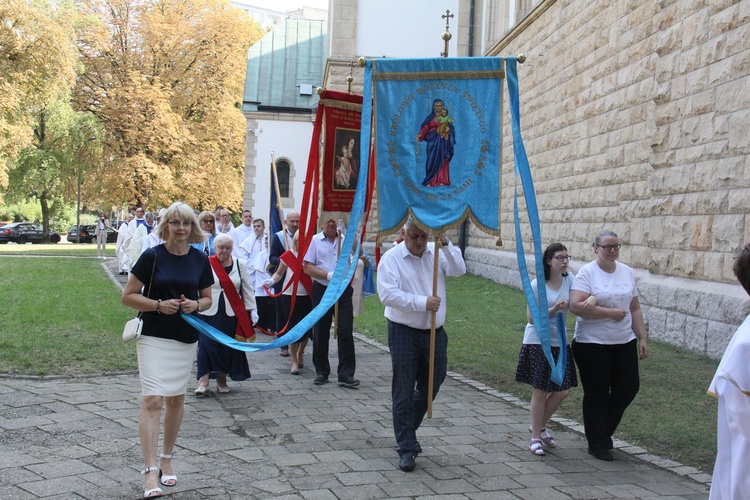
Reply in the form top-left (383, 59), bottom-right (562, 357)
top-left (0, 0), bottom-right (79, 199)
top-left (75, 0), bottom-right (264, 211)
top-left (6, 98), bottom-right (104, 241)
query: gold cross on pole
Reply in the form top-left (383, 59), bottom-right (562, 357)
top-left (440, 9), bottom-right (454, 58)
top-left (347, 60), bottom-right (354, 94)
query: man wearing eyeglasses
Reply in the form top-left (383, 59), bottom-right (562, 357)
top-left (217, 208), bottom-right (233, 234)
top-left (376, 218), bottom-right (466, 472)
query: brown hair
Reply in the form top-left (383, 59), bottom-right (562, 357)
top-left (733, 244), bottom-right (750, 296)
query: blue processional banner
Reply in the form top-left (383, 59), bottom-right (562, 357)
top-left (369, 57), bottom-right (502, 236)
top-left (360, 56), bottom-right (565, 385)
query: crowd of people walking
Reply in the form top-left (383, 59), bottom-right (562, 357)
top-left (116, 206), bottom-right (743, 498)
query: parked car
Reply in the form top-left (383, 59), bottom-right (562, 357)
top-left (66, 225), bottom-right (117, 244)
top-left (0, 222), bottom-right (61, 244)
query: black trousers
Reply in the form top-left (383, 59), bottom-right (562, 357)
top-left (255, 296), bottom-right (276, 332)
top-left (311, 282), bottom-right (355, 381)
top-left (572, 339), bottom-right (639, 452)
top-left (388, 320), bottom-right (447, 457)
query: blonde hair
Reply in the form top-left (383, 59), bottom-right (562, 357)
top-left (156, 201), bottom-right (207, 245)
top-left (197, 210), bottom-right (217, 235)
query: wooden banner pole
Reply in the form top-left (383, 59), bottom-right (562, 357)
top-left (427, 237), bottom-right (442, 418)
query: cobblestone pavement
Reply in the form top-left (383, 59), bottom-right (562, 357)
top-left (0, 258), bottom-right (712, 499)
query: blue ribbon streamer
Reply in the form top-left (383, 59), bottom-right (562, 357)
top-left (182, 79), bottom-right (373, 353)
top-left (506, 57), bottom-right (566, 385)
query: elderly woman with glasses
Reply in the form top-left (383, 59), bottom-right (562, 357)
top-left (568, 229), bottom-right (649, 462)
top-left (515, 242), bottom-right (580, 456)
top-left (191, 211), bottom-right (217, 256)
top-left (122, 201), bottom-right (213, 499)
top-left (194, 233), bottom-right (259, 396)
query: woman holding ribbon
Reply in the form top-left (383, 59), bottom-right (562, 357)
top-left (121, 201), bottom-right (213, 499)
top-left (194, 233), bottom-right (259, 396)
top-left (514, 242), bottom-right (580, 456)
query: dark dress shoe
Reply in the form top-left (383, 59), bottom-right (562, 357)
top-left (313, 375), bottom-right (328, 385)
top-left (588, 448), bottom-right (614, 461)
top-left (337, 378), bottom-right (360, 388)
top-left (399, 454), bottom-right (416, 472)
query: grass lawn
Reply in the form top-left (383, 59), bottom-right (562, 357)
top-left (0, 242), bottom-right (116, 257)
top-left (0, 250), bottom-right (135, 375)
top-left (0, 245), bottom-right (720, 474)
top-left (355, 272), bottom-right (720, 475)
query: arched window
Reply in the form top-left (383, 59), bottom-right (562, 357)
top-left (275, 160), bottom-right (290, 198)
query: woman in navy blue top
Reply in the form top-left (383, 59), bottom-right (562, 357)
top-left (122, 201), bottom-right (213, 499)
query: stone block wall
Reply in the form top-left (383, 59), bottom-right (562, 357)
top-left (482, 0), bottom-right (750, 283)
top-left (469, 0), bottom-right (750, 357)
top-left (329, 0), bottom-right (750, 358)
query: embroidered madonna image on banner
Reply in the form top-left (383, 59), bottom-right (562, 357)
top-left (332, 128), bottom-right (361, 192)
top-left (320, 94), bottom-right (363, 213)
top-left (371, 57), bottom-right (503, 235)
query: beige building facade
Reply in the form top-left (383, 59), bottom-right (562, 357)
top-left (321, 0), bottom-right (750, 358)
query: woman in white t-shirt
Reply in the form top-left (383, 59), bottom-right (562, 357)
top-left (515, 243), bottom-right (580, 456)
top-left (569, 229), bottom-right (649, 462)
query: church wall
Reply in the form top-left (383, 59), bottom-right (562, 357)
top-left (242, 112), bottom-right (314, 220)
top-left (459, 0), bottom-right (750, 357)
top-left (320, 0), bottom-right (750, 358)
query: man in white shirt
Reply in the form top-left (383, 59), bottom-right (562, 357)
top-left (249, 238), bottom-right (276, 334)
top-left (304, 218), bottom-right (357, 388)
top-left (270, 211), bottom-right (300, 357)
top-left (231, 210), bottom-right (254, 259)
top-left (376, 218), bottom-right (466, 472)
top-left (124, 207), bottom-right (150, 269)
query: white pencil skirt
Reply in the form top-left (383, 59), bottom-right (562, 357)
top-left (137, 336), bottom-right (197, 397)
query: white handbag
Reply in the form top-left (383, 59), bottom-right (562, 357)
top-left (122, 317), bottom-right (143, 342)
top-left (121, 253), bottom-right (155, 342)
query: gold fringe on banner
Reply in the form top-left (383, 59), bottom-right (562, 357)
top-left (376, 207), bottom-right (501, 241)
top-left (319, 99), bottom-right (362, 112)
top-left (372, 70), bottom-right (505, 81)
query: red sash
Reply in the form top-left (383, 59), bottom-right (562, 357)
top-left (209, 255), bottom-right (255, 342)
top-left (280, 249), bottom-right (312, 294)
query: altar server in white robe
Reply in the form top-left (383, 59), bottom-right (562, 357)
top-left (708, 243), bottom-right (750, 500)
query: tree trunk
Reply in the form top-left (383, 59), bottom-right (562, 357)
top-left (40, 192), bottom-right (50, 243)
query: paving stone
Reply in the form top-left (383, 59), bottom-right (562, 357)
top-left (0, 277), bottom-right (713, 499)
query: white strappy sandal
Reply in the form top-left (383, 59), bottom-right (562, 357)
top-left (159, 453), bottom-right (177, 487)
top-left (529, 439), bottom-right (545, 456)
top-left (141, 466), bottom-right (163, 498)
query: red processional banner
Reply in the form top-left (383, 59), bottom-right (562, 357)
top-left (319, 91), bottom-right (363, 213)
